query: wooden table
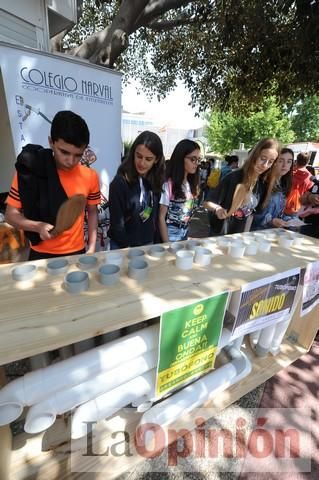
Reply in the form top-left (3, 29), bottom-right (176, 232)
top-left (1, 231), bottom-right (318, 479)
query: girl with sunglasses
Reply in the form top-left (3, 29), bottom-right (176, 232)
top-left (108, 131), bottom-right (165, 249)
top-left (159, 139), bottom-right (200, 242)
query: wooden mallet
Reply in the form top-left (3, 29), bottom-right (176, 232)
top-left (50, 194), bottom-right (87, 237)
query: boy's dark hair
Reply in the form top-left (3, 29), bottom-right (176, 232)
top-left (296, 152), bottom-right (310, 167)
top-left (50, 110), bottom-right (89, 147)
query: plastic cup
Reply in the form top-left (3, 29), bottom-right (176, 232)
top-left (278, 236), bottom-right (294, 249)
top-left (148, 245), bottom-right (166, 258)
top-left (258, 240), bottom-right (271, 253)
top-left (47, 258), bottom-right (68, 275)
top-left (65, 271), bottom-right (89, 294)
top-left (105, 251), bottom-right (123, 267)
top-left (12, 264), bottom-right (37, 282)
top-left (175, 250), bottom-right (194, 270)
top-left (169, 242), bottom-right (184, 253)
top-left (78, 255), bottom-right (98, 269)
top-left (127, 248), bottom-right (145, 259)
top-left (99, 264), bottom-right (120, 286)
top-left (293, 234), bottom-right (304, 247)
top-left (217, 238), bottom-right (231, 254)
top-left (229, 241), bottom-right (246, 258)
top-left (186, 239), bottom-right (201, 250)
top-left (128, 258), bottom-right (148, 280)
top-left (194, 247), bottom-right (212, 266)
top-left (245, 240), bottom-right (258, 256)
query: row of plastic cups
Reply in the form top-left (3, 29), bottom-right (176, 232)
top-left (64, 257), bottom-right (149, 293)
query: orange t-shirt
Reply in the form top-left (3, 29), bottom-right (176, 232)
top-left (7, 164), bottom-right (100, 255)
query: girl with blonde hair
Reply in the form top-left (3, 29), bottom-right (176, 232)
top-left (204, 138), bottom-right (281, 235)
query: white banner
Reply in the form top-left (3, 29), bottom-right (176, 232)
top-left (0, 42), bottom-right (122, 195)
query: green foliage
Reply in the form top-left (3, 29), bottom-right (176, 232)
top-left (61, 0), bottom-right (319, 113)
top-left (291, 96), bottom-right (319, 142)
top-left (206, 97), bottom-right (295, 154)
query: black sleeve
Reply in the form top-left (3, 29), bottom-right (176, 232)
top-left (108, 175), bottom-right (130, 248)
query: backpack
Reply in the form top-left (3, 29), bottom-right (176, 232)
top-left (207, 168), bottom-right (221, 189)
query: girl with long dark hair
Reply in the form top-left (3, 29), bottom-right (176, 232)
top-left (108, 131), bottom-right (165, 248)
top-left (159, 139), bottom-right (200, 242)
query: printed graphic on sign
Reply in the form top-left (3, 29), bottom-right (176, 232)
top-left (156, 292), bottom-right (229, 398)
top-left (227, 268), bottom-right (300, 339)
top-left (301, 261), bottom-right (319, 316)
top-left (0, 42), bottom-right (122, 192)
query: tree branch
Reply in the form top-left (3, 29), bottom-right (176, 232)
top-left (147, 16), bottom-right (196, 31)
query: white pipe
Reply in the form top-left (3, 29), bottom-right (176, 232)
top-left (24, 350), bottom-right (157, 434)
top-left (249, 329), bottom-right (261, 349)
top-left (255, 324), bottom-right (277, 357)
top-left (0, 324), bottom-right (159, 426)
top-left (71, 369), bottom-right (156, 439)
top-left (217, 328), bottom-right (232, 352)
top-left (270, 318), bottom-right (291, 355)
top-left (138, 349), bottom-right (251, 429)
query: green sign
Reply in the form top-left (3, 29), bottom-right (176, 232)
top-left (156, 291), bottom-right (229, 398)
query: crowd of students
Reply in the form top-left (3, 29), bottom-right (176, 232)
top-left (5, 110), bottom-right (319, 260)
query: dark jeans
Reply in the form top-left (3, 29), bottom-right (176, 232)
top-left (28, 248), bottom-right (86, 261)
top-left (300, 223), bottom-right (319, 239)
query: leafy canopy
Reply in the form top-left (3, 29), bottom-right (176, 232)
top-left (56, 0), bottom-right (319, 112)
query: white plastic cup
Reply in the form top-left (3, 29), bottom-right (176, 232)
top-left (217, 238), bottom-right (231, 254)
top-left (278, 236), bottom-right (294, 249)
top-left (12, 264), bottom-right (37, 282)
top-left (258, 240), bottom-right (271, 253)
top-left (194, 247), bottom-right (212, 266)
top-left (265, 231), bottom-right (277, 241)
top-left (148, 245), bottom-right (166, 258)
top-left (127, 248), bottom-right (145, 259)
top-left (99, 264), bottom-right (120, 286)
top-left (245, 240), bottom-right (258, 256)
top-left (47, 258), bottom-right (69, 275)
top-left (230, 241), bottom-right (246, 258)
top-left (175, 250), bottom-right (194, 270)
top-left (186, 239), bottom-right (201, 250)
top-left (128, 258), bottom-right (148, 280)
top-left (78, 255), bottom-right (98, 269)
top-left (169, 242), bottom-right (184, 253)
top-left (65, 271), bottom-right (89, 294)
top-left (105, 251), bottom-right (123, 267)
top-left (293, 234), bottom-right (304, 247)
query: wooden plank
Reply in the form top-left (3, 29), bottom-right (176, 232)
top-left (1, 232), bottom-right (319, 365)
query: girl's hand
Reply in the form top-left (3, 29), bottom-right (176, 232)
top-left (272, 218), bottom-right (288, 228)
top-left (215, 206), bottom-right (228, 220)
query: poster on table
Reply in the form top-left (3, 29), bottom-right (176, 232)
top-left (0, 41), bottom-right (122, 195)
top-left (301, 261), bottom-right (319, 316)
top-left (227, 268), bottom-right (300, 340)
top-left (155, 291), bottom-right (229, 399)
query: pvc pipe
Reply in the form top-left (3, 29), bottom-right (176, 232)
top-left (24, 350), bottom-right (157, 434)
top-left (255, 324), bottom-right (277, 357)
top-left (249, 330), bottom-right (261, 349)
top-left (138, 349), bottom-right (251, 429)
top-left (71, 370), bottom-right (156, 439)
top-left (270, 318), bottom-right (291, 355)
top-left (0, 323), bottom-right (159, 426)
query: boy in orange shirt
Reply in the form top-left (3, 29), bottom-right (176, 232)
top-left (5, 110), bottom-right (100, 260)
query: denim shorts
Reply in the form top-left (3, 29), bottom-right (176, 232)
top-left (167, 224), bottom-right (188, 242)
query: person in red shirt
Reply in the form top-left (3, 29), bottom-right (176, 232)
top-left (5, 110), bottom-right (100, 260)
